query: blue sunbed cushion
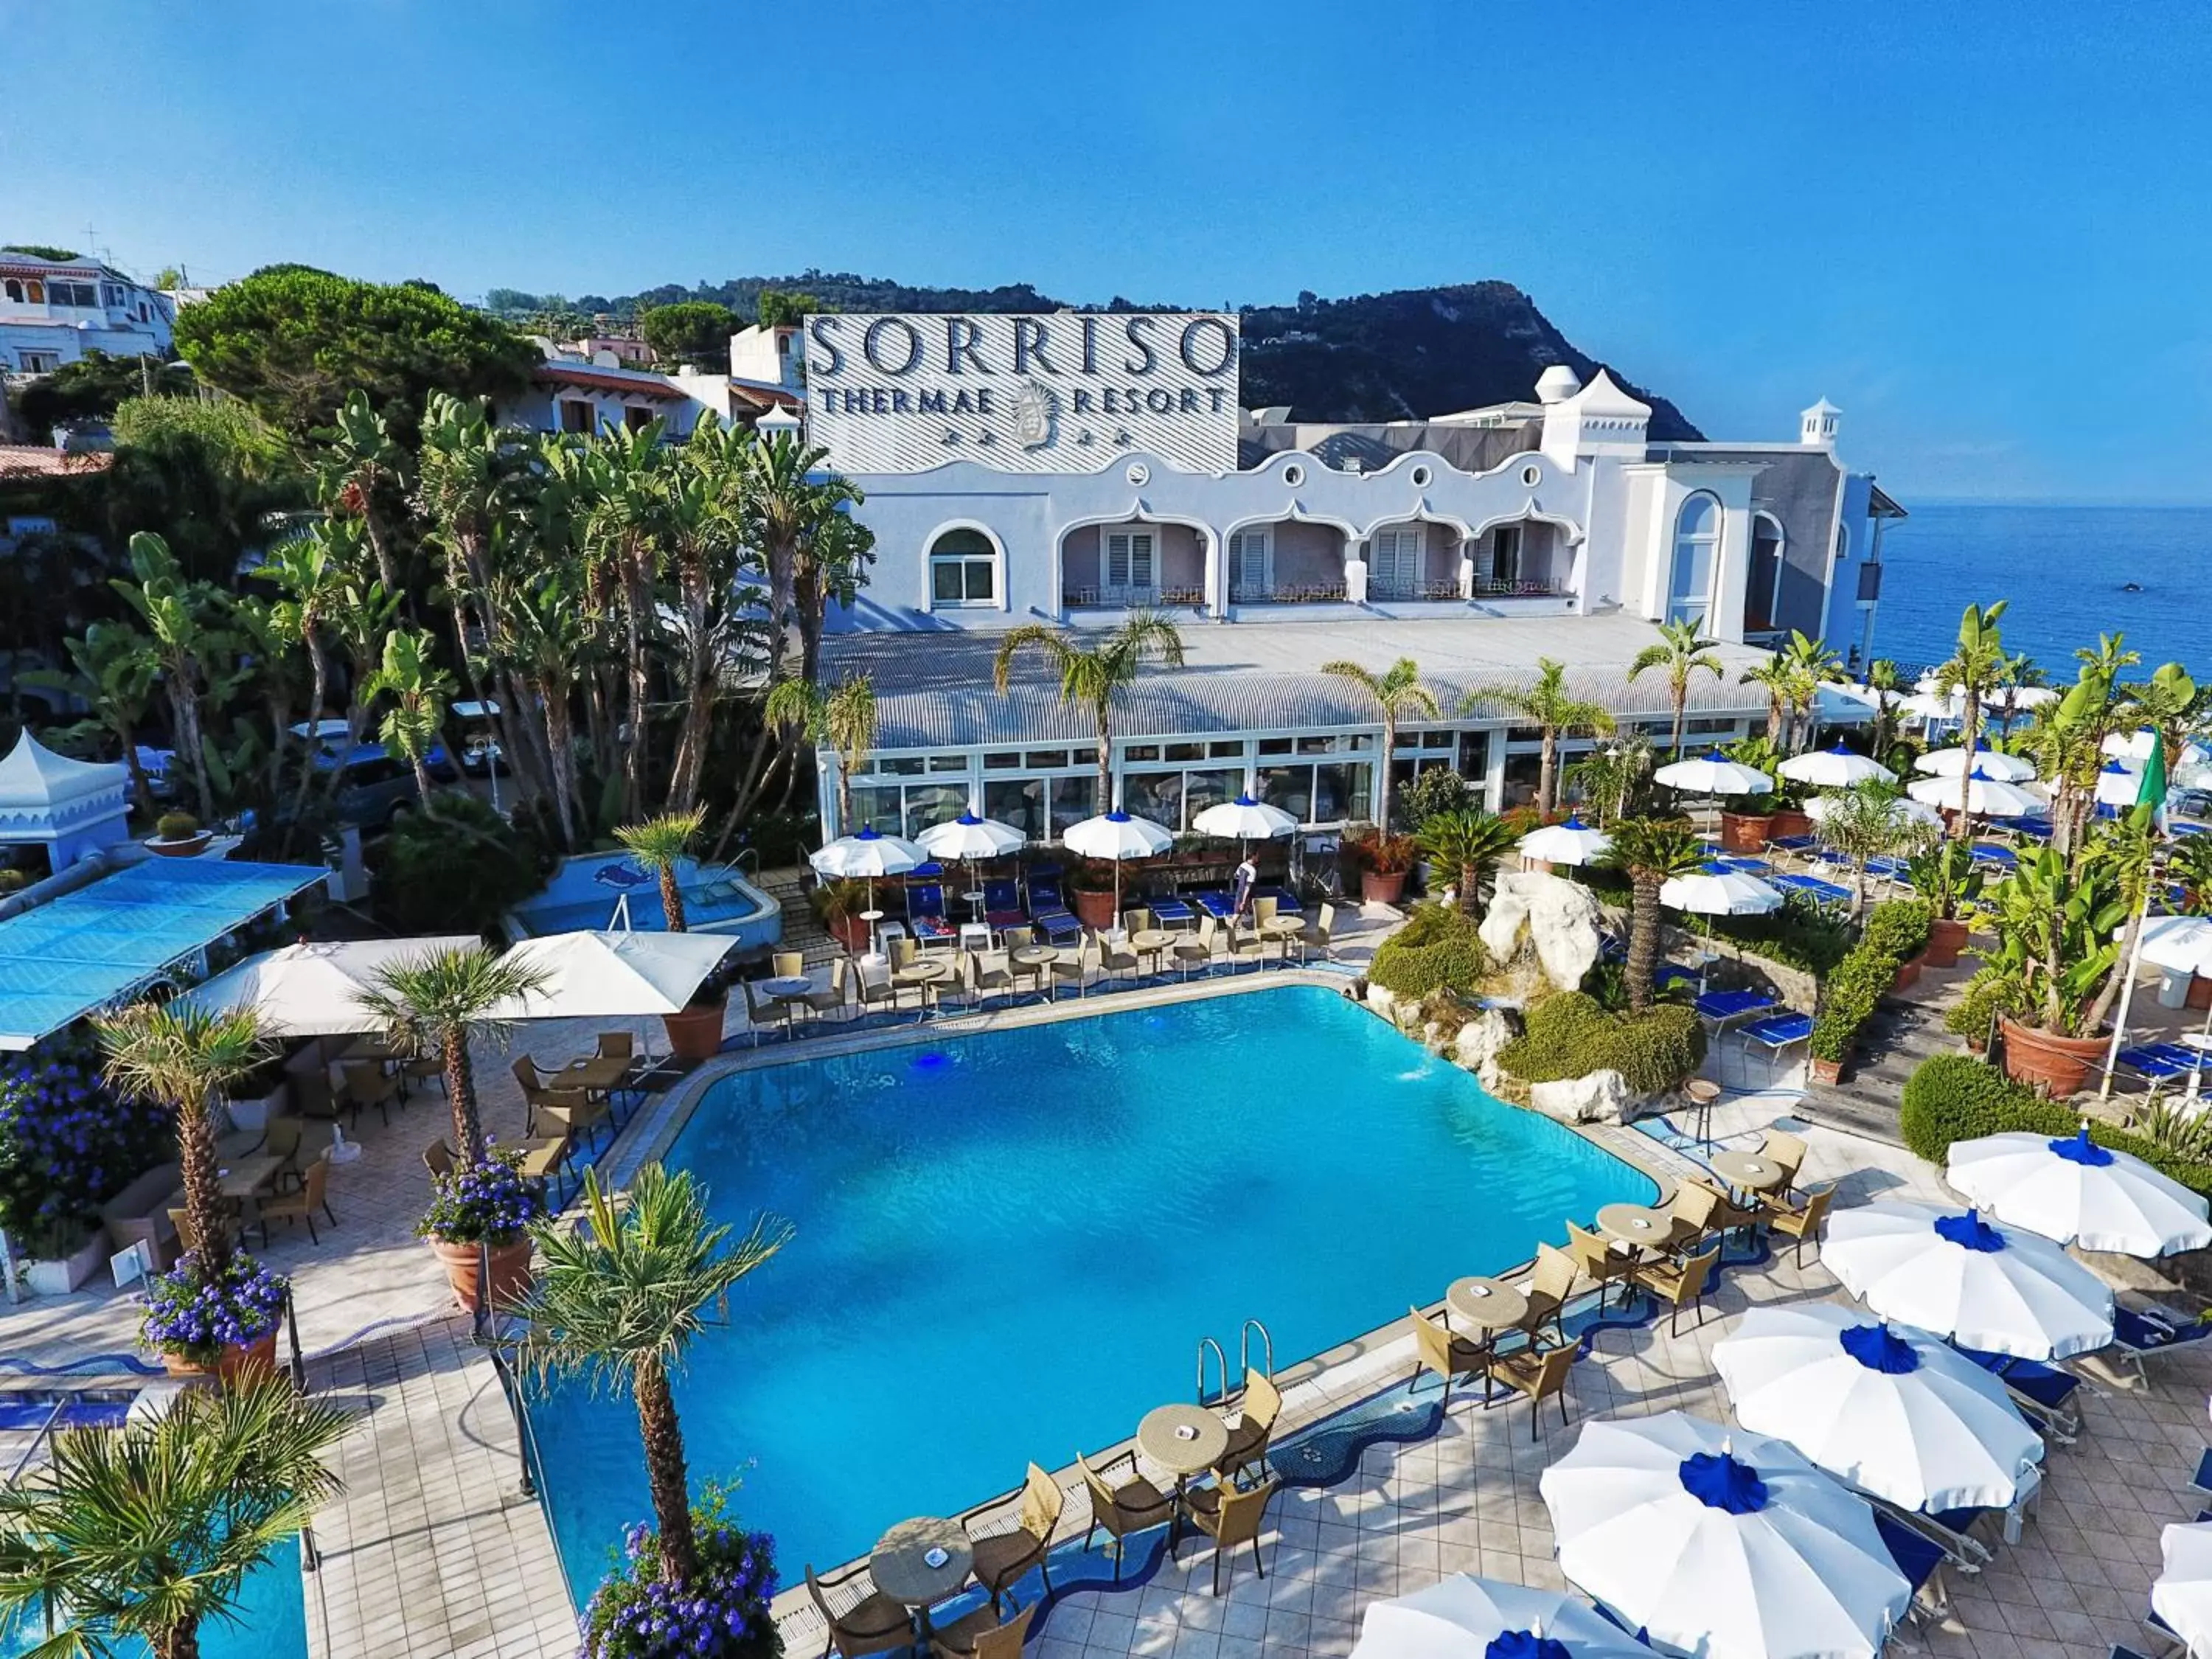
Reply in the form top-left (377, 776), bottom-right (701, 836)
top-left (1954, 1344), bottom-right (2080, 1409)
top-left (1873, 1511), bottom-right (1945, 1593)
top-left (1193, 889), bottom-right (1235, 917)
top-left (2194, 1448), bottom-right (2212, 1492)
top-left (1259, 886), bottom-right (1303, 915)
top-left (1741, 1012), bottom-right (1815, 1048)
top-left (1768, 835), bottom-right (1818, 851)
top-left (2121, 1046), bottom-right (2197, 1080)
top-left (1149, 896), bottom-right (1195, 923)
top-left (1655, 964), bottom-right (1700, 990)
top-left (1696, 990), bottom-right (1775, 1021)
top-left (1773, 874), bottom-right (1851, 904)
top-left (2115, 1306), bottom-right (2209, 1352)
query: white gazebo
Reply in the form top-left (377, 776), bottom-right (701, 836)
top-left (0, 731), bottom-right (130, 870)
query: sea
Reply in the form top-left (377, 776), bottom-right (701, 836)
top-left (1871, 503), bottom-right (2212, 681)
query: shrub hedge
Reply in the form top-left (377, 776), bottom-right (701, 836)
top-left (1498, 991), bottom-right (1708, 1096)
top-left (1944, 970), bottom-right (2031, 1041)
top-left (1899, 1052), bottom-right (2212, 1195)
top-left (1712, 893), bottom-right (1857, 975)
top-left (1369, 903), bottom-right (1488, 999)
top-left (1809, 898), bottom-right (1934, 1065)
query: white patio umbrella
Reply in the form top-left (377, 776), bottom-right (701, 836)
top-left (1913, 745), bottom-right (2037, 782)
top-left (1654, 750), bottom-right (1774, 796)
top-left (1061, 809), bottom-right (1174, 919)
top-left (1190, 791), bottom-right (1298, 854)
top-left (809, 824), bottom-right (926, 951)
top-left (1518, 815), bottom-right (1613, 866)
top-left (179, 936), bottom-right (480, 1035)
top-left (2104, 727), bottom-right (2160, 762)
top-left (1349, 1576), bottom-right (1651, 1659)
top-left (1804, 792), bottom-right (1943, 830)
top-left (2152, 1522), bottom-right (2212, 1658)
top-left (1906, 769), bottom-right (2044, 819)
top-left (1662, 866), bottom-right (1783, 993)
top-left (2091, 758), bottom-right (2148, 809)
top-left (493, 930), bottom-right (736, 1018)
top-left (2143, 914), bottom-right (2212, 977)
top-left (1944, 1126), bottom-right (2212, 1257)
top-left (1711, 1304), bottom-right (2043, 1514)
top-left (1539, 1412), bottom-right (1910, 1659)
top-left (1901, 689), bottom-right (1963, 723)
top-left (917, 810), bottom-right (1026, 863)
top-left (1777, 745), bottom-right (1895, 788)
top-left (1822, 1200), bottom-right (2115, 1360)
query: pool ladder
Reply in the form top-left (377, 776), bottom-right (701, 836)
top-left (1197, 1318), bottom-right (1275, 1407)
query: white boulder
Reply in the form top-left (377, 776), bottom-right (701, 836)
top-left (1529, 1068), bottom-right (1635, 1124)
top-left (1479, 871), bottom-right (1604, 991)
top-left (1451, 1006), bottom-right (1520, 1090)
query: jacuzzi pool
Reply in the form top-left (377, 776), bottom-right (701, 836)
top-left (506, 851), bottom-right (780, 951)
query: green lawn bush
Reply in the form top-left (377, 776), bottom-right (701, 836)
top-left (1809, 898), bottom-right (1935, 1065)
top-left (1899, 1052), bottom-right (2212, 1194)
top-left (1498, 991), bottom-right (1707, 1096)
top-left (1712, 892), bottom-right (1856, 975)
top-left (1368, 903), bottom-right (1488, 999)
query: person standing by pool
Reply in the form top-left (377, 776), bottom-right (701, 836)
top-left (1231, 851), bottom-right (1259, 925)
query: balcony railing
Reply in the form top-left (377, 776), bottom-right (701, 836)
top-left (1232, 580), bottom-right (1348, 604)
top-left (1471, 576), bottom-right (1564, 599)
top-left (1067, 585), bottom-right (1206, 608)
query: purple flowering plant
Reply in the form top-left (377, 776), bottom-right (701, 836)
top-left (417, 1150), bottom-right (546, 1245)
top-left (582, 1483), bottom-right (779, 1659)
top-left (0, 1048), bottom-right (171, 1258)
top-left (140, 1250), bottom-right (290, 1363)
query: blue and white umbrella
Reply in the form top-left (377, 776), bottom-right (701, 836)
top-left (1654, 750), bottom-right (1773, 796)
top-left (2153, 1522), bottom-right (2212, 1659)
top-left (1906, 768), bottom-right (2044, 819)
top-left (1190, 792), bottom-right (1298, 846)
top-left (1944, 1126), bottom-right (2212, 1257)
top-left (917, 810), bottom-right (1026, 863)
top-left (1822, 1200), bottom-right (2115, 1360)
top-left (1349, 1576), bottom-right (1651, 1659)
top-left (1913, 745), bottom-right (2037, 783)
top-left (1713, 1304), bottom-right (2043, 1514)
top-left (1517, 815), bottom-right (1613, 866)
top-left (1778, 745), bottom-right (1895, 789)
top-left (1540, 1411), bottom-right (1910, 1659)
top-left (2091, 757), bottom-right (2146, 809)
top-left (1060, 810), bottom-right (1174, 919)
top-left (1660, 867), bottom-right (1784, 919)
top-left (809, 823), bottom-right (926, 880)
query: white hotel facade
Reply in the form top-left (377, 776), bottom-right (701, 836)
top-left (779, 312), bottom-right (1905, 844)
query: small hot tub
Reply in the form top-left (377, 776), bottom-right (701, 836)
top-left (506, 852), bottom-right (781, 955)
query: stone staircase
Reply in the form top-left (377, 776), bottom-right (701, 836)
top-left (753, 864), bottom-right (842, 966)
top-left (1794, 961), bottom-right (1973, 1145)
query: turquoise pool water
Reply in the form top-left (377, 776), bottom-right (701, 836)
top-left (1, 1543), bottom-right (305, 1658)
top-left (529, 984), bottom-right (1655, 1582)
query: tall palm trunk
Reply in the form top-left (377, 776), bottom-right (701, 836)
top-left (538, 679), bottom-right (580, 849)
top-left (658, 869), bottom-right (688, 933)
top-left (1457, 860), bottom-right (1481, 919)
top-left (1375, 714), bottom-right (1397, 830)
top-left (634, 1356), bottom-right (700, 1585)
top-left (1537, 729), bottom-right (1558, 818)
top-left (1095, 707), bottom-right (1114, 813)
top-left (289, 636), bottom-right (330, 827)
top-left (178, 1099), bottom-right (230, 1270)
top-left (1953, 688), bottom-right (1980, 841)
top-left (621, 543), bottom-right (653, 821)
top-left (153, 1620), bottom-right (202, 1659)
top-left (667, 561), bottom-right (714, 814)
top-left (1626, 872), bottom-right (1660, 1013)
top-left (1669, 686), bottom-right (1688, 760)
top-left (444, 1029), bottom-right (483, 1162)
top-left (170, 678), bottom-right (212, 821)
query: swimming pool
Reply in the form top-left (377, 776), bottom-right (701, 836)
top-left (1, 1543), bottom-right (305, 1658)
top-left (528, 984), bottom-right (1655, 1582)
top-left (506, 849), bottom-right (781, 948)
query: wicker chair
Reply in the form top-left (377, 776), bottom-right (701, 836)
top-left (1214, 1369), bottom-right (1281, 1481)
top-left (1172, 917), bottom-right (1219, 978)
top-left (802, 1563), bottom-right (911, 1659)
top-left (1077, 1450), bottom-right (1174, 1580)
top-left (1407, 1305), bottom-right (1486, 1409)
top-left (1180, 1475), bottom-right (1279, 1596)
top-left (1047, 939), bottom-right (1095, 1000)
top-left (928, 1599), bottom-right (1034, 1659)
top-left (257, 1152), bottom-right (336, 1246)
top-left (1630, 1245), bottom-right (1721, 1335)
top-left (1300, 902), bottom-right (1337, 964)
top-left (1760, 1129), bottom-right (1809, 1194)
top-left (962, 1462), bottom-right (1064, 1609)
top-left (1564, 1221), bottom-right (1643, 1312)
top-left (1760, 1185), bottom-right (1836, 1265)
top-left (1485, 1343), bottom-right (1578, 1439)
top-left (964, 950), bottom-right (1015, 1008)
top-left (1516, 1243), bottom-right (1579, 1344)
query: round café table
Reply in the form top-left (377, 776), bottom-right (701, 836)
top-left (1130, 928), bottom-right (1175, 976)
top-left (869, 1515), bottom-right (973, 1636)
top-left (1260, 916), bottom-right (1307, 966)
top-left (1011, 945), bottom-right (1060, 1001)
top-left (893, 959), bottom-right (951, 1020)
top-left (1596, 1202), bottom-right (1674, 1258)
top-left (759, 975), bottom-right (813, 1036)
top-left (1137, 1403), bottom-right (1229, 1548)
top-left (1446, 1275), bottom-right (1528, 1334)
top-left (1709, 1150), bottom-right (1787, 1196)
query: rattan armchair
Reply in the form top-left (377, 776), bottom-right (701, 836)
top-left (1180, 1474), bottom-right (1279, 1596)
top-left (962, 1461), bottom-right (1064, 1609)
top-left (1485, 1342), bottom-right (1577, 1439)
top-left (1631, 1245), bottom-right (1721, 1335)
top-left (1759, 1184), bottom-right (1836, 1265)
top-left (1565, 1221), bottom-right (1644, 1312)
top-left (802, 1562), bottom-right (912, 1659)
top-left (1214, 1368), bottom-right (1281, 1481)
top-left (1076, 1450), bottom-right (1174, 1580)
top-left (1407, 1305), bottom-right (1487, 1409)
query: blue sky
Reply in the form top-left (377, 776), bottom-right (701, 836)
top-left (5, 0), bottom-right (2208, 501)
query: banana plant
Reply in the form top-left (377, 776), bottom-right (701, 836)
top-left (1975, 845), bottom-right (2127, 1036)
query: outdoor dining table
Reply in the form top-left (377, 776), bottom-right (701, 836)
top-left (558, 1054), bottom-right (632, 1093)
top-left (217, 1155), bottom-right (282, 1203)
top-left (1130, 928), bottom-right (1176, 975)
top-left (1137, 1402), bottom-right (1230, 1548)
top-left (1709, 1149), bottom-right (1788, 1197)
top-left (760, 975), bottom-right (813, 1035)
top-left (1446, 1274), bottom-right (1529, 1335)
top-left (894, 956), bottom-right (952, 1018)
top-left (1260, 916), bottom-right (1307, 965)
top-left (1596, 1201), bottom-right (1674, 1258)
top-left (868, 1515), bottom-right (973, 1636)
top-left (1011, 945), bottom-right (1060, 1001)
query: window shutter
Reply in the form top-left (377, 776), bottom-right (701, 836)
top-left (1130, 532), bottom-right (1154, 587)
top-left (1106, 533), bottom-right (1130, 588)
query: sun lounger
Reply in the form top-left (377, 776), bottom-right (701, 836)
top-left (1655, 963), bottom-right (1700, 993)
top-left (1740, 1011), bottom-right (1814, 1054)
top-left (2121, 1044), bottom-right (2203, 1082)
top-left (1865, 854), bottom-right (1912, 883)
top-left (1873, 1508), bottom-right (1958, 1621)
top-left (1258, 886), bottom-right (1303, 916)
top-left (1147, 894), bottom-right (1196, 927)
top-left (1031, 907), bottom-right (1082, 945)
top-left (1767, 833), bottom-right (1818, 852)
top-left (1969, 844), bottom-right (2018, 868)
top-left (1953, 1344), bottom-right (2081, 1440)
top-left (1714, 855), bottom-right (1775, 874)
top-left (905, 883), bottom-right (959, 945)
top-left (982, 880), bottom-right (1025, 930)
top-left (2191, 1448), bottom-right (2212, 1494)
top-left (2111, 1304), bottom-right (2212, 1382)
top-left (1695, 989), bottom-right (1776, 1025)
top-left (1192, 888), bottom-right (1236, 919)
top-left (1772, 873), bottom-right (1852, 906)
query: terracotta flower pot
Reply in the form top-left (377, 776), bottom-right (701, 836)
top-left (146, 831), bottom-right (212, 859)
top-left (2191, 975), bottom-right (2212, 1011)
top-left (662, 994), bottom-right (728, 1062)
top-left (827, 914), bottom-right (872, 953)
top-left (1071, 888), bottom-right (1119, 931)
top-left (161, 1329), bottom-right (279, 1385)
top-left (1809, 1056), bottom-right (1844, 1085)
top-left (1767, 808), bottom-right (1814, 841)
top-left (1924, 917), bottom-right (1970, 968)
top-left (428, 1236), bottom-right (534, 1313)
top-left (1361, 869), bottom-right (1408, 905)
top-left (1890, 953), bottom-right (1924, 996)
top-left (1718, 813), bottom-right (1775, 855)
top-left (1999, 1015), bottom-right (2108, 1098)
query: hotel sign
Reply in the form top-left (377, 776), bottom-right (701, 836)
top-left (803, 312), bottom-right (1239, 475)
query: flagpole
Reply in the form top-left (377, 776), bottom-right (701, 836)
top-left (2099, 742), bottom-right (2171, 1099)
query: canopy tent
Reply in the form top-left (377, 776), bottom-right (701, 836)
top-left (0, 731), bottom-right (130, 870)
top-left (178, 936), bottom-right (479, 1036)
top-left (495, 930), bottom-right (737, 1019)
top-left (0, 858), bottom-right (327, 1051)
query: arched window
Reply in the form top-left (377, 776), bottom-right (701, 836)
top-left (928, 526), bottom-right (998, 608)
top-left (1669, 493), bottom-right (1721, 627)
top-left (1745, 511), bottom-right (1785, 632)
top-left (1, 280), bottom-right (20, 303)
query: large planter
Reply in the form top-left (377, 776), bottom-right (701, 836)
top-left (1924, 917), bottom-right (1970, 968)
top-left (1999, 1015), bottom-right (2109, 1098)
top-left (161, 1329), bottom-right (279, 1385)
top-left (827, 913), bottom-right (872, 954)
top-left (146, 831), bottom-right (212, 859)
top-left (1890, 953), bottom-right (1924, 996)
top-left (1361, 869), bottom-right (1408, 906)
top-left (22, 1231), bottom-right (108, 1296)
top-left (1809, 1056), bottom-right (1844, 1085)
top-left (663, 995), bottom-right (728, 1062)
top-left (1718, 812), bottom-right (1775, 855)
top-left (428, 1236), bottom-right (534, 1313)
top-left (1071, 887), bottom-right (1119, 931)
top-left (2190, 975), bottom-right (2212, 1011)
top-left (1767, 808), bottom-right (1814, 841)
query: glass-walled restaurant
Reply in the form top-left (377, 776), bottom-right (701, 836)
top-left (836, 712), bottom-right (1753, 841)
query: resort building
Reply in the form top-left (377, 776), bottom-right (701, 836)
top-left (0, 251), bottom-right (174, 378)
top-left (801, 311), bottom-right (1904, 839)
top-left (496, 333), bottom-right (802, 438)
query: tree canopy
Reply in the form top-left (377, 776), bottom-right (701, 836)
top-left (640, 301), bottom-right (737, 367)
top-left (753, 288), bottom-right (828, 328)
top-left (171, 265), bottom-right (538, 443)
top-left (9, 349), bottom-right (192, 442)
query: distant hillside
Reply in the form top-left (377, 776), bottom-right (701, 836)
top-left (490, 274), bottom-right (1700, 439)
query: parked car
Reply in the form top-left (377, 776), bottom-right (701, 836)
top-left (316, 743), bottom-right (426, 832)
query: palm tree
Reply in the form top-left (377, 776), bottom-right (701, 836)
top-left (518, 1166), bottom-right (790, 1591)
top-left (993, 613), bottom-right (1187, 816)
top-left (1564, 736), bottom-right (1652, 827)
top-left (1818, 779), bottom-right (1916, 919)
top-left (0, 1376), bottom-right (347, 1659)
top-left (1991, 650), bottom-right (2048, 735)
top-left (1463, 657), bottom-right (1614, 818)
top-left (1629, 620), bottom-right (1724, 759)
top-left (1776, 630), bottom-right (1846, 752)
top-left (1739, 653), bottom-right (1792, 746)
top-left (764, 674), bottom-right (877, 835)
top-left (1320, 658), bottom-right (1441, 831)
top-left (364, 626), bottom-right (456, 813)
top-left (1932, 600), bottom-right (2010, 841)
top-left (355, 946), bottom-right (551, 1163)
top-left (255, 518), bottom-right (362, 824)
top-left (111, 532), bottom-right (230, 821)
top-left (615, 810), bottom-right (706, 932)
top-left (316, 389), bottom-right (411, 597)
top-left (95, 1003), bottom-right (268, 1272)
top-left (1416, 809), bottom-right (1519, 919)
top-left (740, 427), bottom-right (849, 678)
top-left (1598, 818), bottom-right (1707, 1012)
top-left (1863, 658), bottom-right (1905, 763)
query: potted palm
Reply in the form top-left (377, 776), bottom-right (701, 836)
top-left (0, 1376), bottom-right (347, 1658)
top-left (147, 810), bottom-right (212, 858)
top-left (95, 1001), bottom-right (288, 1380)
top-left (1343, 827), bottom-right (1419, 905)
top-left (519, 1166), bottom-right (790, 1659)
top-left (417, 1147), bottom-right (546, 1312)
top-left (806, 877), bottom-right (874, 956)
top-left (1980, 846), bottom-right (2126, 1096)
top-left (615, 810), bottom-right (728, 1061)
top-left (1717, 737), bottom-right (1786, 854)
top-left (1905, 838), bottom-right (1983, 966)
top-left (356, 944), bottom-right (552, 1164)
